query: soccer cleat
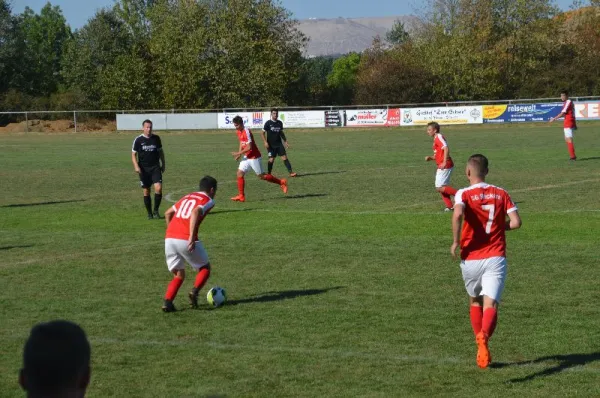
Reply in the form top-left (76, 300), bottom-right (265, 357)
top-left (162, 300), bottom-right (176, 313)
top-left (475, 331), bottom-right (491, 369)
top-left (188, 291), bottom-right (199, 309)
top-left (570, 157), bottom-right (577, 161)
top-left (280, 179), bottom-right (288, 194)
top-left (153, 211), bottom-right (162, 219)
top-left (231, 194), bottom-right (246, 202)
top-left (289, 172), bottom-right (298, 177)
top-left (444, 207), bottom-right (453, 212)
top-left (147, 213), bottom-right (154, 220)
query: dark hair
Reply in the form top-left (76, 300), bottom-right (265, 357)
top-left (232, 116), bottom-right (243, 125)
top-left (560, 89), bottom-right (569, 96)
top-left (270, 108), bottom-right (279, 114)
top-left (199, 176), bottom-right (218, 192)
top-left (21, 320), bottom-right (90, 394)
top-left (427, 121), bottom-right (440, 132)
top-left (468, 154), bottom-right (489, 177)
top-left (142, 119), bottom-right (153, 127)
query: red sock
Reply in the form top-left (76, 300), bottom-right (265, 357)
top-left (165, 276), bottom-right (183, 301)
top-left (469, 305), bottom-right (483, 336)
top-left (442, 186), bottom-right (458, 196)
top-left (567, 142), bottom-right (576, 159)
top-left (237, 177), bottom-right (245, 195)
top-left (263, 174), bottom-right (281, 185)
top-left (194, 267), bottom-right (211, 290)
top-left (482, 308), bottom-right (498, 337)
top-left (441, 192), bottom-right (453, 208)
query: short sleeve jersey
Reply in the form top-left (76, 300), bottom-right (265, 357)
top-left (433, 133), bottom-right (454, 169)
top-left (132, 134), bottom-right (162, 168)
top-left (263, 119), bottom-right (285, 147)
top-left (561, 99), bottom-right (577, 129)
top-left (454, 183), bottom-right (518, 261)
top-left (237, 127), bottom-right (262, 159)
top-left (165, 192), bottom-right (215, 241)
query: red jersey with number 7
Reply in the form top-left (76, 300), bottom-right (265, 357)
top-left (561, 99), bottom-right (577, 129)
top-left (454, 183), bottom-right (517, 261)
top-left (165, 192), bottom-right (215, 241)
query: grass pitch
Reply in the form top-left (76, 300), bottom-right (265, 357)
top-left (1, 123), bottom-right (599, 397)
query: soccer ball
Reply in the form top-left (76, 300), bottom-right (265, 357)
top-left (207, 286), bottom-right (227, 307)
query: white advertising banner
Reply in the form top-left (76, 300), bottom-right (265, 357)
top-left (217, 112), bottom-right (268, 129)
top-left (345, 108), bottom-right (401, 126)
top-left (400, 106), bottom-right (483, 126)
top-left (278, 111), bottom-right (325, 128)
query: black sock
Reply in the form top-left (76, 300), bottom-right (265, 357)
top-left (191, 287), bottom-right (200, 296)
top-left (284, 159), bottom-right (293, 173)
top-left (154, 194), bottom-right (162, 213)
top-left (268, 161), bottom-right (274, 174)
top-left (143, 196), bottom-right (152, 215)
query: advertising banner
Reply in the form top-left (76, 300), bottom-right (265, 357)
top-left (325, 111), bottom-right (343, 127)
top-left (218, 112), bottom-right (267, 129)
top-left (483, 103), bottom-right (562, 123)
top-left (401, 106), bottom-right (483, 126)
top-left (278, 111), bottom-right (325, 128)
top-left (575, 102), bottom-right (600, 120)
top-left (345, 108), bottom-right (400, 127)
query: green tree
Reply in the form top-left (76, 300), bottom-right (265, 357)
top-left (0, 0), bottom-right (17, 95)
top-left (327, 52), bottom-right (361, 104)
top-left (386, 19), bottom-right (410, 45)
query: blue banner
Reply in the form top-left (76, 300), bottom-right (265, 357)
top-left (483, 103), bottom-right (563, 123)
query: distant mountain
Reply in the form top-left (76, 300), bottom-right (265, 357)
top-left (297, 16), bottom-right (416, 57)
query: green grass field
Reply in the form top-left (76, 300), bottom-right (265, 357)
top-left (1, 123), bottom-right (599, 397)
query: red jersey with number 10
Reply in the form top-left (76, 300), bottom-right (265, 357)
top-left (561, 99), bottom-right (577, 129)
top-left (433, 133), bottom-right (454, 169)
top-left (237, 127), bottom-right (262, 159)
top-left (454, 183), bottom-right (517, 261)
top-left (165, 192), bottom-right (215, 241)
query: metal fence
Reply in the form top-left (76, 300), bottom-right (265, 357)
top-left (1, 96), bottom-right (599, 133)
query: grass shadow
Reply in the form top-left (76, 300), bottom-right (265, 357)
top-left (0, 244), bottom-right (34, 251)
top-left (209, 209), bottom-right (254, 215)
top-left (576, 157), bottom-right (600, 162)
top-left (490, 352), bottom-right (600, 383)
top-left (1, 199), bottom-right (85, 208)
top-left (281, 193), bottom-right (328, 200)
top-left (295, 171), bottom-right (347, 178)
top-left (227, 286), bottom-right (345, 306)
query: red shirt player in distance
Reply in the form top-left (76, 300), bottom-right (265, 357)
top-left (549, 89), bottom-right (577, 160)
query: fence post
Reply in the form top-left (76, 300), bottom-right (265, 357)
top-left (25, 112), bottom-right (29, 133)
top-left (74, 111), bottom-right (77, 133)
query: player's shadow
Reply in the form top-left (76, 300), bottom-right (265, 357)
top-left (1, 199), bottom-right (85, 208)
top-left (576, 157), bottom-right (600, 162)
top-left (209, 209), bottom-right (254, 215)
top-left (295, 171), bottom-right (347, 178)
top-left (0, 244), bottom-right (34, 251)
top-left (281, 193), bottom-right (328, 200)
top-left (490, 352), bottom-right (600, 383)
top-left (227, 286), bottom-right (345, 306)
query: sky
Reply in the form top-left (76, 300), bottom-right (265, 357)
top-left (10, 0), bottom-right (578, 30)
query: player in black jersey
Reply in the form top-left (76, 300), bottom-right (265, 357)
top-left (261, 108), bottom-right (297, 177)
top-left (131, 120), bottom-right (166, 219)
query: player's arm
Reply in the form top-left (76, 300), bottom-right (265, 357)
top-left (440, 146), bottom-right (449, 169)
top-left (505, 210), bottom-right (522, 231)
top-left (550, 112), bottom-right (565, 122)
top-left (261, 129), bottom-right (269, 149)
top-left (187, 206), bottom-right (204, 252)
top-left (131, 151), bottom-right (140, 173)
top-left (451, 204), bottom-right (464, 258)
top-left (281, 130), bottom-right (290, 148)
top-left (164, 206), bottom-right (175, 225)
top-left (159, 149), bottom-right (165, 173)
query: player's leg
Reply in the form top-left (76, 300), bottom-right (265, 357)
top-left (435, 169), bottom-right (454, 211)
top-left (267, 148), bottom-right (276, 174)
top-left (163, 239), bottom-right (187, 312)
top-left (461, 260), bottom-right (485, 336)
top-left (564, 129), bottom-right (576, 160)
top-left (140, 169), bottom-right (153, 219)
top-left (232, 162), bottom-right (248, 201)
top-left (279, 146), bottom-right (296, 177)
top-left (152, 168), bottom-right (163, 218)
top-left (184, 241), bottom-right (211, 308)
top-left (254, 159), bottom-right (288, 194)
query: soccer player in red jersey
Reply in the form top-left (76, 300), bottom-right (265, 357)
top-left (424, 122), bottom-right (458, 211)
top-left (230, 116), bottom-right (288, 202)
top-left (549, 89), bottom-right (577, 161)
top-left (451, 154), bottom-right (522, 368)
top-left (162, 176), bottom-right (217, 312)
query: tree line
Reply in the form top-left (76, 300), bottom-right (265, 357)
top-left (1, 0), bottom-right (599, 115)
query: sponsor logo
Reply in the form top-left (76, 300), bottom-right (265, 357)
top-left (470, 108), bottom-right (481, 120)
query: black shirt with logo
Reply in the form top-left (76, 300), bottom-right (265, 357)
top-left (132, 134), bottom-right (163, 169)
top-left (263, 119), bottom-right (286, 147)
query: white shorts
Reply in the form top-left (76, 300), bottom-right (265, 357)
top-left (460, 256), bottom-right (507, 302)
top-left (563, 128), bottom-right (575, 138)
top-left (435, 168), bottom-right (453, 188)
top-left (239, 158), bottom-right (264, 175)
top-left (165, 238), bottom-right (209, 272)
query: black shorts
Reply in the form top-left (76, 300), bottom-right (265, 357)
top-left (139, 166), bottom-right (162, 188)
top-left (267, 145), bottom-right (286, 158)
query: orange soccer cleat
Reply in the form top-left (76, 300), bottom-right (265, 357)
top-left (475, 331), bottom-right (491, 369)
top-left (289, 172), bottom-right (298, 177)
top-left (280, 179), bottom-right (288, 194)
top-left (231, 194), bottom-right (246, 202)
